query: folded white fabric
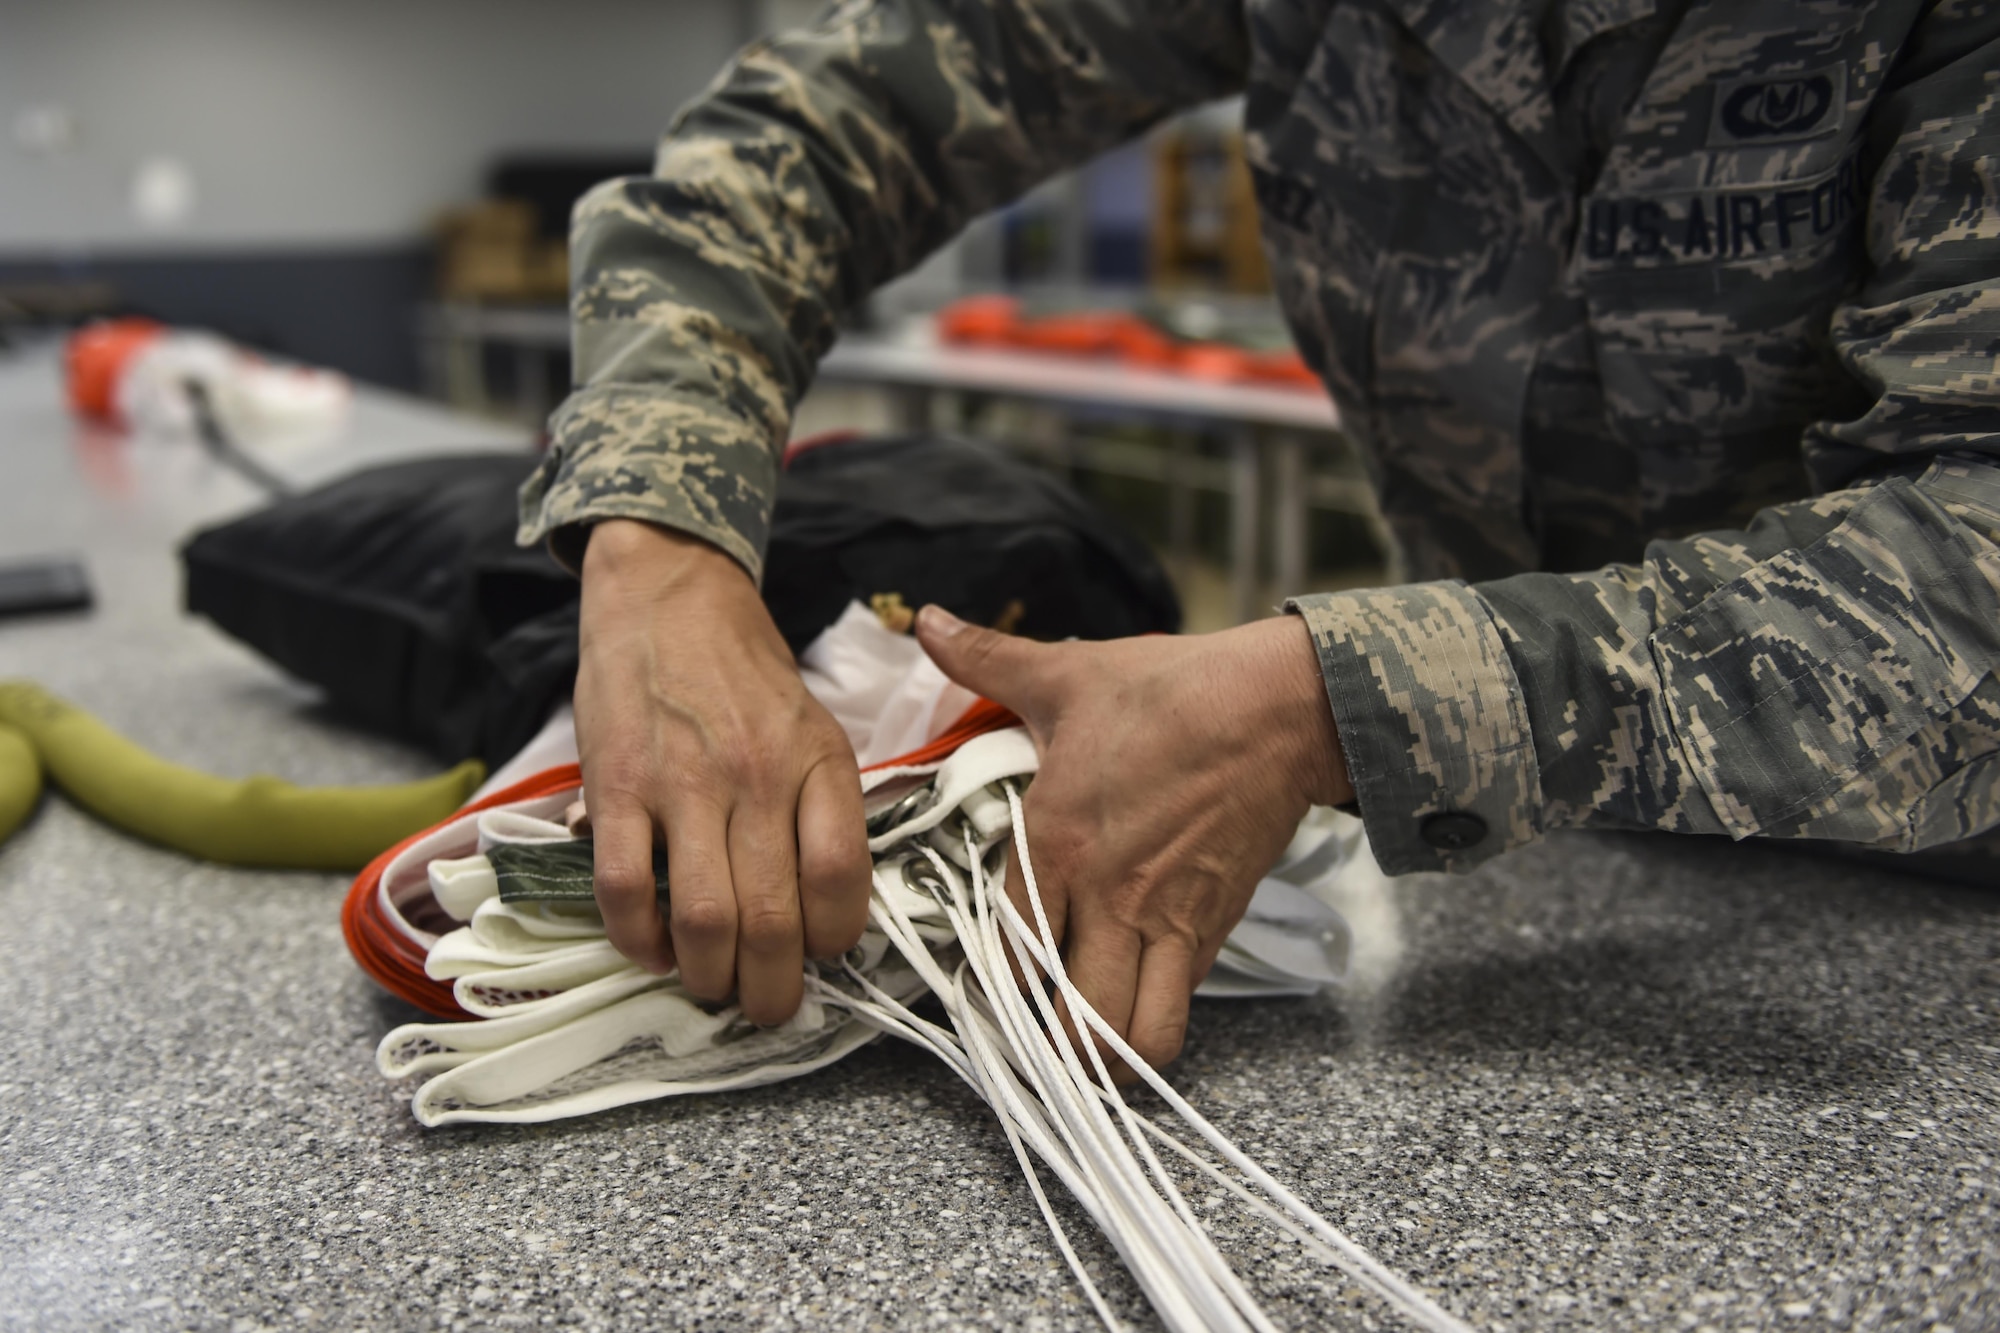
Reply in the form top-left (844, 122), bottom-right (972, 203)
top-left (378, 731), bottom-right (1027, 1126)
top-left (379, 736), bottom-right (1366, 1125)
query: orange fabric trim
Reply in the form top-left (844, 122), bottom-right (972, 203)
top-left (342, 764), bottom-right (584, 1020)
top-left (860, 696), bottom-right (1019, 774)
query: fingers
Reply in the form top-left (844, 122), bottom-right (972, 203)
top-left (797, 756), bottom-right (871, 960)
top-left (1053, 913), bottom-right (1141, 1077)
top-left (590, 726), bottom-right (856, 1027)
top-left (590, 793), bottom-right (673, 974)
top-left (915, 605), bottom-right (1053, 715)
top-left (663, 796), bottom-right (737, 1004)
top-left (1189, 932), bottom-right (1228, 991)
top-left (728, 798), bottom-right (805, 1026)
top-left (1049, 928), bottom-right (1196, 1087)
top-left (1126, 935), bottom-right (1196, 1074)
top-left (1002, 795), bottom-right (1198, 1084)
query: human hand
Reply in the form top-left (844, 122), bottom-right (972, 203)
top-left (575, 519), bottom-right (872, 1024)
top-left (914, 607), bottom-right (1350, 1079)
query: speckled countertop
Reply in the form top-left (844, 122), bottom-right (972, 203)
top-left (1, 346), bottom-right (1995, 1331)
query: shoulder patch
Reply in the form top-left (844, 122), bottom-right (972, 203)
top-left (1707, 63), bottom-right (1847, 148)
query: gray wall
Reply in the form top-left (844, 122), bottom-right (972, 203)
top-left (1, 0), bottom-right (745, 252)
top-left (0, 0), bottom-right (752, 386)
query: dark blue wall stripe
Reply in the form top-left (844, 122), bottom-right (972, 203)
top-left (0, 246), bottom-right (435, 390)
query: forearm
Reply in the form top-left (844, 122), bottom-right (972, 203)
top-left (520, 0), bottom-right (1249, 575)
top-left (1292, 454), bottom-right (2000, 873)
top-left (1495, 454), bottom-right (2000, 844)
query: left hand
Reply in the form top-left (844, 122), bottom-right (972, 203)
top-left (914, 606), bottom-right (1352, 1080)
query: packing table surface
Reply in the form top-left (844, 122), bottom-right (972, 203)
top-left (0, 343), bottom-right (1994, 1332)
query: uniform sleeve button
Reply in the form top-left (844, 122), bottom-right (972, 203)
top-left (1419, 811), bottom-right (1487, 851)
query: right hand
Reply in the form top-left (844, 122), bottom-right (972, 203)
top-left (575, 519), bottom-right (872, 1025)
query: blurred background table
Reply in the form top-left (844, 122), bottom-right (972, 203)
top-left (420, 301), bottom-right (1393, 626)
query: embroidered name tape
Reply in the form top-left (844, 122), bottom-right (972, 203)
top-left (1580, 152), bottom-right (1862, 269)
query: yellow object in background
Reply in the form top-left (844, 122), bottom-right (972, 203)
top-left (0, 682), bottom-right (483, 870)
top-left (0, 724), bottom-right (42, 846)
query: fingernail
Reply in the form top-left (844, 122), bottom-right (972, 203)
top-left (918, 604), bottom-right (967, 638)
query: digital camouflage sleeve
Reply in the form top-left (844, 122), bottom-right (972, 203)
top-left (516, 0), bottom-right (1248, 575)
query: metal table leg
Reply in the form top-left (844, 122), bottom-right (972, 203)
top-left (1271, 432), bottom-right (1308, 601)
top-left (887, 384), bottom-right (932, 433)
top-left (1168, 433), bottom-right (1196, 583)
top-left (515, 344), bottom-right (551, 432)
top-left (416, 306), bottom-right (449, 403)
top-left (1230, 427), bottom-right (1262, 625)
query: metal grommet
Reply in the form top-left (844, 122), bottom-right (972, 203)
top-left (939, 805), bottom-right (977, 843)
top-left (985, 776), bottom-right (1018, 802)
top-left (867, 786), bottom-right (935, 836)
top-left (900, 857), bottom-right (948, 899)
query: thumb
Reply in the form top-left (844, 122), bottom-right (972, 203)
top-left (915, 604), bottom-right (1047, 712)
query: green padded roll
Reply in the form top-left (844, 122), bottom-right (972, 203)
top-left (0, 723), bottom-right (42, 845)
top-left (0, 682), bottom-right (484, 871)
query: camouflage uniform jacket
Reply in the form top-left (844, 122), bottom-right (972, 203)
top-left (518, 0), bottom-right (2000, 877)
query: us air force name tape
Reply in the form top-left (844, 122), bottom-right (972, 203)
top-left (1581, 152), bottom-right (1862, 270)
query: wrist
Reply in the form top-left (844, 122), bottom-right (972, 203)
top-left (581, 519), bottom-right (754, 600)
top-left (1256, 614), bottom-right (1353, 808)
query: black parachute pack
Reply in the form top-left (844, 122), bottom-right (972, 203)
top-left (181, 433), bottom-right (1180, 768)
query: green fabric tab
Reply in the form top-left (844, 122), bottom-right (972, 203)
top-left (489, 840), bottom-right (668, 904)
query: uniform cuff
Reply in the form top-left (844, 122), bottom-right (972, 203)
top-left (515, 383), bottom-right (778, 581)
top-left (1287, 584), bottom-right (1544, 874)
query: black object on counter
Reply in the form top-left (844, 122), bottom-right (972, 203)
top-left (0, 555), bottom-right (93, 621)
top-left (181, 433), bottom-right (1180, 768)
